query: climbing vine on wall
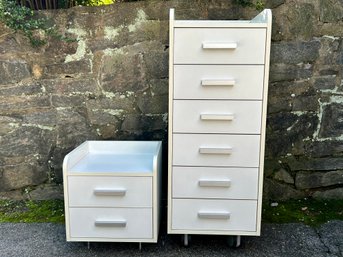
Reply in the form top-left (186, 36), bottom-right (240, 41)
top-left (0, 0), bottom-right (48, 46)
top-left (0, 0), bottom-right (76, 46)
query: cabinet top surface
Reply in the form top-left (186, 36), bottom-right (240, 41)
top-left (174, 20), bottom-right (268, 28)
top-left (170, 9), bottom-right (271, 28)
top-left (68, 153), bottom-right (154, 174)
top-left (64, 140), bottom-right (161, 175)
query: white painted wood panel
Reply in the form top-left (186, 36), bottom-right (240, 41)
top-left (172, 134), bottom-right (260, 167)
top-left (173, 100), bottom-right (262, 134)
top-left (174, 28), bottom-right (266, 64)
top-left (167, 8), bottom-right (272, 236)
top-left (172, 167), bottom-right (258, 199)
top-left (172, 199), bottom-right (257, 231)
top-left (68, 176), bottom-right (152, 208)
top-left (64, 140), bottom-right (162, 242)
top-left (174, 65), bottom-right (264, 100)
top-left (69, 208), bottom-right (152, 239)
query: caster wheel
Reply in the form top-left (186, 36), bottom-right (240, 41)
top-left (227, 235), bottom-right (242, 248)
top-left (181, 234), bottom-right (191, 247)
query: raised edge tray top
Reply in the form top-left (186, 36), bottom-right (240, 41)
top-left (70, 153), bottom-right (154, 173)
top-left (64, 141), bottom-right (161, 174)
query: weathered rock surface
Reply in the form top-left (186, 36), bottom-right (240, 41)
top-left (263, 178), bottom-right (305, 201)
top-left (273, 169), bottom-right (295, 184)
top-left (0, 0), bottom-right (343, 200)
top-left (313, 188), bottom-right (343, 200)
top-left (295, 170), bottom-right (343, 189)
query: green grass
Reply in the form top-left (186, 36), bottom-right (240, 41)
top-left (262, 198), bottom-right (343, 226)
top-left (0, 198), bottom-right (342, 225)
top-left (0, 200), bottom-right (65, 223)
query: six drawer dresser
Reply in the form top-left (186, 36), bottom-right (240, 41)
top-left (168, 8), bottom-right (272, 246)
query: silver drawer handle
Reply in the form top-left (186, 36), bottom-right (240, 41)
top-left (199, 147), bottom-right (233, 155)
top-left (202, 42), bottom-right (237, 49)
top-left (198, 179), bottom-right (231, 188)
top-left (198, 211), bottom-right (231, 220)
top-left (93, 188), bottom-right (126, 196)
top-left (94, 220), bottom-right (127, 227)
top-left (200, 114), bottom-right (234, 121)
top-left (201, 79), bottom-right (236, 86)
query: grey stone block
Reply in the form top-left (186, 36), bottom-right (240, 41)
top-left (295, 170), bottom-right (343, 189)
top-left (1, 162), bottom-right (47, 191)
top-left (319, 103), bottom-right (343, 138)
top-left (288, 157), bottom-right (343, 171)
top-left (313, 188), bottom-right (343, 200)
top-left (270, 64), bottom-right (313, 82)
top-left (320, 0), bottom-right (343, 23)
top-left (29, 184), bottom-right (64, 200)
top-left (313, 75), bottom-right (337, 90)
top-left (271, 40), bottom-right (320, 64)
top-left (0, 61), bottom-right (30, 84)
top-left (44, 60), bottom-right (92, 77)
top-left (263, 178), bottom-right (305, 201)
top-left (273, 169), bottom-right (295, 184)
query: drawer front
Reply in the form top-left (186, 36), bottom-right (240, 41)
top-left (173, 65), bottom-right (264, 100)
top-left (172, 199), bottom-right (257, 231)
top-left (174, 28), bottom-right (266, 64)
top-left (173, 100), bottom-right (262, 134)
top-left (68, 176), bottom-right (152, 208)
top-left (173, 134), bottom-right (260, 167)
top-left (172, 167), bottom-right (258, 199)
top-left (69, 208), bottom-right (152, 239)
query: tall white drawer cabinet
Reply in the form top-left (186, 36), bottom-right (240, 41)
top-left (63, 141), bottom-right (162, 246)
top-left (168, 9), bottom-right (272, 246)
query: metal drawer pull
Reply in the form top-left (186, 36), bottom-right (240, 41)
top-left (199, 147), bottom-right (233, 155)
top-left (198, 211), bottom-right (231, 220)
top-left (94, 220), bottom-right (127, 227)
top-left (93, 188), bottom-right (126, 196)
top-left (200, 114), bottom-right (234, 121)
top-left (202, 42), bottom-right (237, 49)
top-left (201, 79), bottom-right (236, 86)
top-left (198, 179), bottom-right (231, 187)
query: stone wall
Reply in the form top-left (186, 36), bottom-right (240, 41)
top-left (0, 0), bottom-right (342, 200)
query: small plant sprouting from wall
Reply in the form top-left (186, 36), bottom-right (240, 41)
top-left (78, 0), bottom-right (114, 6)
top-left (0, 0), bottom-right (114, 46)
top-left (0, 0), bottom-right (79, 46)
top-left (1, 0), bottom-right (52, 46)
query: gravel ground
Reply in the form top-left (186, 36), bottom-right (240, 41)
top-left (0, 221), bottom-right (342, 257)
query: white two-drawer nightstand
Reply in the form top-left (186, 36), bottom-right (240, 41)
top-left (63, 141), bottom-right (162, 248)
top-left (168, 9), bottom-right (272, 247)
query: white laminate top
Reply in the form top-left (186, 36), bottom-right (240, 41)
top-left (69, 153), bottom-right (154, 174)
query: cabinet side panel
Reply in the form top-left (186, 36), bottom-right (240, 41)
top-left (167, 8), bottom-right (175, 234)
top-left (153, 143), bottom-right (162, 242)
top-left (256, 10), bottom-right (272, 235)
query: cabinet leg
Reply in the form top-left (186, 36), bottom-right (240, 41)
top-left (182, 234), bottom-right (191, 247)
top-left (139, 242), bottom-right (142, 251)
top-left (236, 235), bottom-right (241, 248)
top-left (184, 234), bottom-right (188, 247)
top-left (227, 235), bottom-right (242, 248)
top-left (87, 242), bottom-right (90, 250)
